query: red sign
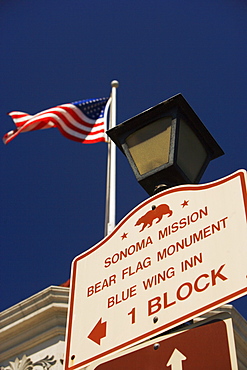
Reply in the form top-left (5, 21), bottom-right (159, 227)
top-left (93, 320), bottom-right (235, 369)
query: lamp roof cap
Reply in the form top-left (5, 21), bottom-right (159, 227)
top-left (107, 93), bottom-right (224, 160)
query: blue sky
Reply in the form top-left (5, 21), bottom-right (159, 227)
top-left (1, 0), bottom-right (247, 322)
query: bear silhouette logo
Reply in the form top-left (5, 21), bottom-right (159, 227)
top-left (135, 204), bottom-right (173, 232)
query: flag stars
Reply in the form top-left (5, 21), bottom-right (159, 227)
top-left (181, 200), bottom-right (189, 208)
top-left (121, 232), bottom-right (128, 240)
top-left (75, 98), bottom-right (108, 120)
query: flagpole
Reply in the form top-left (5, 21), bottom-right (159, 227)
top-left (104, 80), bottom-right (119, 236)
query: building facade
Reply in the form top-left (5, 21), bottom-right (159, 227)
top-left (1, 286), bottom-right (247, 369)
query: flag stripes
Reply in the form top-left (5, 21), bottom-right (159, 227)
top-left (3, 98), bottom-right (110, 144)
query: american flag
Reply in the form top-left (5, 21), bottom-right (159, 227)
top-left (3, 97), bottom-right (110, 144)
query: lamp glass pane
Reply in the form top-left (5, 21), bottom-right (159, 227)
top-left (126, 117), bottom-right (172, 175)
top-left (177, 119), bottom-right (208, 182)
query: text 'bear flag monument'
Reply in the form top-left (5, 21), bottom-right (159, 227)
top-left (3, 80), bottom-right (120, 236)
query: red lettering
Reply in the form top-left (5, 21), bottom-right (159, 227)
top-left (194, 274), bottom-right (210, 292)
top-left (87, 286), bottom-right (94, 297)
top-left (203, 226), bottom-right (211, 238)
top-left (87, 274), bottom-right (116, 297)
top-left (220, 217), bottom-right (228, 228)
top-left (122, 267), bottom-right (129, 279)
top-left (116, 294), bottom-right (122, 304)
top-left (147, 264), bottom-right (228, 315)
top-left (171, 222), bottom-right (179, 233)
top-left (136, 261), bottom-right (143, 273)
top-left (108, 296), bottom-right (114, 308)
top-left (102, 279), bottom-right (108, 289)
top-left (95, 281), bottom-right (101, 293)
top-left (104, 257), bottom-right (111, 268)
top-left (130, 285), bottom-right (137, 296)
top-left (163, 292), bottom-right (176, 309)
top-left (148, 296), bottom-right (161, 316)
top-left (129, 266), bottom-right (135, 276)
top-left (121, 257), bottom-right (151, 279)
top-left (177, 282), bottom-right (193, 300)
top-left (179, 218), bottom-right (186, 229)
top-left (109, 275), bottom-right (116, 285)
top-left (211, 264), bottom-right (228, 286)
top-left (107, 285), bottom-right (137, 308)
top-left (128, 307), bottom-right (136, 324)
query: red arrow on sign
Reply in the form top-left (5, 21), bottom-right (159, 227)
top-left (88, 318), bottom-right (107, 345)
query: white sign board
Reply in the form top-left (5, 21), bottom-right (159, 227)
top-left (64, 170), bottom-right (247, 370)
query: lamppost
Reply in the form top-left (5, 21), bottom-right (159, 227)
top-left (107, 93), bottom-right (224, 195)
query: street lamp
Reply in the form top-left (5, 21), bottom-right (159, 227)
top-left (107, 94), bottom-right (224, 196)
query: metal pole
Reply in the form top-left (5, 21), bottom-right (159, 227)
top-left (104, 80), bottom-right (119, 236)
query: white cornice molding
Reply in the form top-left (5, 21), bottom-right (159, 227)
top-left (1, 286), bottom-right (69, 328)
top-left (0, 286), bottom-right (69, 363)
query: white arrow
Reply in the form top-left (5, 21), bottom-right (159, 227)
top-left (166, 348), bottom-right (187, 370)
